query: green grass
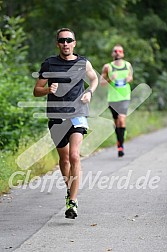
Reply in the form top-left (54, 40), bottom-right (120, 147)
top-left (0, 110), bottom-right (167, 195)
top-left (99, 110), bottom-right (167, 148)
top-left (0, 138), bottom-right (59, 195)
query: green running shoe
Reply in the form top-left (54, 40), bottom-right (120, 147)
top-left (65, 189), bottom-right (78, 208)
top-left (65, 200), bottom-right (78, 219)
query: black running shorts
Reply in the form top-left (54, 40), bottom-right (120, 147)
top-left (108, 100), bottom-right (130, 119)
top-left (48, 119), bottom-right (87, 148)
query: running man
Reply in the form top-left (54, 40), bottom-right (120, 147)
top-left (100, 44), bottom-right (133, 157)
top-left (34, 28), bottom-right (98, 218)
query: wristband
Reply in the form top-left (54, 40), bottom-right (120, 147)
top-left (87, 89), bottom-right (93, 97)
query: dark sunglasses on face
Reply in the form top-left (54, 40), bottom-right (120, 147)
top-left (113, 49), bottom-right (124, 53)
top-left (57, 37), bottom-right (74, 44)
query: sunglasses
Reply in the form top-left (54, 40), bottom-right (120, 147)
top-left (113, 49), bottom-right (124, 53)
top-left (57, 37), bottom-right (74, 44)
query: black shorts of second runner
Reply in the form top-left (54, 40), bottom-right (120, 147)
top-left (48, 119), bottom-right (87, 148)
top-left (108, 100), bottom-right (130, 120)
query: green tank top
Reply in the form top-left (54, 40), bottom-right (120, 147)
top-left (107, 60), bottom-right (131, 102)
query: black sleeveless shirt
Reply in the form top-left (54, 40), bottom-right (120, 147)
top-left (39, 54), bottom-right (89, 119)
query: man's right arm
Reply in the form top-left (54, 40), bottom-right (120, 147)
top-left (100, 64), bottom-right (110, 86)
top-left (33, 79), bottom-right (58, 97)
top-left (33, 59), bottom-right (58, 97)
top-left (33, 79), bottom-right (49, 97)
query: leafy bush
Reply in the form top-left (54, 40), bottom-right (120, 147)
top-left (0, 16), bottom-right (46, 151)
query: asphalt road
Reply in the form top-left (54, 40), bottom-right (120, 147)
top-left (0, 128), bottom-right (167, 252)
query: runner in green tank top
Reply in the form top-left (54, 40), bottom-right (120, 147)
top-left (100, 44), bottom-right (133, 157)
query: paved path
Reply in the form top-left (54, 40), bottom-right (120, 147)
top-left (0, 128), bottom-right (167, 252)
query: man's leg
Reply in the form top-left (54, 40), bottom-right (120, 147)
top-left (63, 132), bottom-right (83, 219)
top-left (115, 100), bottom-right (130, 150)
top-left (57, 145), bottom-right (71, 189)
top-left (116, 115), bottom-right (126, 157)
top-left (56, 145), bottom-right (73, 211)
top-left (109, 101), bottom-right (129, 157)
top-left (57, 132), bottom-right (82, 201)
top-left (108, 106), bottom-right (120, 145)
top-left (117, 114), bottom-right (126, 146)
top-left (49, 119), bottom-right (72, 188)
top-left (57, 132), bottom-right (83, 199)
top-left (68, 132), bottom-right (83, 201)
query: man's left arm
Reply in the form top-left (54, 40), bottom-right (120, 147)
top-left (126, 62), bottom-right (133, 83)
top-left (81, 61), bottom-right (98, 103)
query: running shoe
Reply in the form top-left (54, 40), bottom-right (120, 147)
top-left (65, 200), bottom-right (78, 219)
top-left (118, 147), bottom-right (124, 157)
top-left (65, 190), bottom-right (78, 208)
